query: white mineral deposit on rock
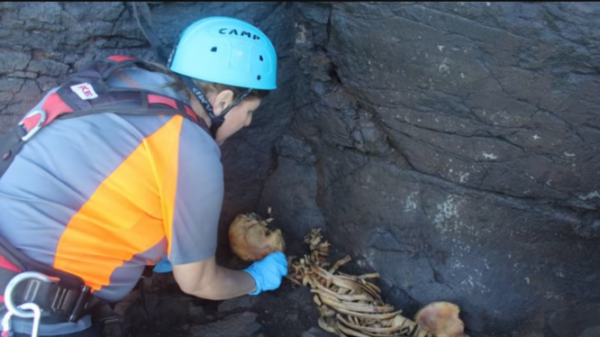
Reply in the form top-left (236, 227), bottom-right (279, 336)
top-left (579, 191), bottom-right (600, 201)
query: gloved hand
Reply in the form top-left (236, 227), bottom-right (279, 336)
top-left (153, 255), bottom-right (173, 273)
top-left (243, 251), bottom-right (288, 295)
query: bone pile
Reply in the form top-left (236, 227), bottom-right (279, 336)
top-left (288, 228), bottom-right (468, 337)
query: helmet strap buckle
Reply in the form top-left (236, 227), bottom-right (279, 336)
top-left (179, 75), bottom-right (253, 139)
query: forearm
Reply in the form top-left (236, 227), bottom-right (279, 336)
top-left (189, 266), bottom-right (256, 300)
top-left (173, 253), bottom-right (287, 300)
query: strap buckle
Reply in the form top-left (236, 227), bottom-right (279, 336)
top-left (18, 110), bottom-right (47, 142)
top-left (67, 285), bottom-right (91, 323)
top-left (4, 271), bottom-right (91, 323)
top-left (4, 272), bottom-right (54, 318)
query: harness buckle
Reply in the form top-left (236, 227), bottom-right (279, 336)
top-left (68, 285), bottom-right (91, 323)
top-left (18, 110), bottom-right (47, 142)
top-left (5, 271), bottom-right (92, 324)
top-left (4, 272), bottom-right (54, 318)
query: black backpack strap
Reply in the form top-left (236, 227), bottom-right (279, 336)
top-left (49, 86), bottom-right (205, 128)
top-left (0, 126), bottom-right (27, 179)
top-left (1, 55), bottom-right (208, 180)
top-left (50, 55), bottom-right (204, 128)
top-left (2, 91), bottom-right (207, 183)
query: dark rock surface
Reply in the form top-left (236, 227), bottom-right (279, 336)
top-left (1, 2), bottom-right (599, 337)
top-left (113, 272), bottom-right (319, 337)
top-left (277, 2), bottom-right (600, 336)
top-left (189, 312), bottom-right (262, 337)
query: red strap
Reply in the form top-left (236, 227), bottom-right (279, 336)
top-left (184, 105), bottom-right (200, 124)
top-left (0, 255), bottom-right (21, 273)
top-left (22, 113), bottom-right (43, 132)
top-left (39, 92), bottom-right (74, 127)
top-left (148, 94), bottom-right (177, 110)
top-left (22, 92), bottom-right (75, 132)
top-left (148, 94), bottom-right (200, 124)
top-left (24, 89), bottom-right (200, 134)
top-left (108, 55), bottom-right (136, 63)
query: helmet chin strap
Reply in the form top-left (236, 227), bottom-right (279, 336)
top-left (179, 75), bottom-right (253, 138)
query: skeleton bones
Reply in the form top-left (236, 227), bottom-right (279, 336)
top-left (227, 211), bottom-right (468, 337)
top-left (289, 229), bottom-right (469, 337)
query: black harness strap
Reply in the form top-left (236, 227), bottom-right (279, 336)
top-left (0, 234), bottom-right (89, 322)
top-left (1, 55), bottom-right (207, 181)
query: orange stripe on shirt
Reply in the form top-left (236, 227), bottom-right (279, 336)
top-left (54, 116), bottom-right (183, 291)
top-left (145, 117), bottom-right (182, 258)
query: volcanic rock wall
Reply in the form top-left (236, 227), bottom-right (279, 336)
top-left (1, 2), bottom-right (599, 336)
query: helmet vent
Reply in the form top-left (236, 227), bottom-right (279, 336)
top-left (259, 55), bottom-right (264, 61)
top-left (211, 47), bottom-right (218, 52)
top-left (257, 75), bottom-right (261, 80)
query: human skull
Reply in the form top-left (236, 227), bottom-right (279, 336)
top-left (228, 212), bottom-right (285, 262)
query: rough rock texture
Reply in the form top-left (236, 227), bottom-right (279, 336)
top-left (260, 2), bottom-right (600, 336)
top-left (190, 312), bottom-right (262, 337)
top-left (1, 2), bottom-right (600, 337)
top-left (114, 273), bottom-right (319, 337)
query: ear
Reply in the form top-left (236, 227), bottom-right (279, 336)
top-left (212, 90), bottom-right (235, 117)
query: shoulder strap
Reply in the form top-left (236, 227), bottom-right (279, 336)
top-left (33, 55), bottom-right (203, 127)
top-left (0, 55), bottom-right (209, 181)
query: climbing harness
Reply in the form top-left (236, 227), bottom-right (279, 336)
top-left (0, 54), bottom-right (211, 335)
top-left (0, 232), bottom-right (93, 336)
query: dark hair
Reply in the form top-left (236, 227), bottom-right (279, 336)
top-left (206, 82), bottom-right (269, 100)
top-left (145, 61), bottom-right (269, 101)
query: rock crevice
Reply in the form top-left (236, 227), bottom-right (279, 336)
top-left (1, 2), bottom-right (599, 336)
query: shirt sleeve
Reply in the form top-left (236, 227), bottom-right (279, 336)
top-left (167, 119), bottom-right (223, 265)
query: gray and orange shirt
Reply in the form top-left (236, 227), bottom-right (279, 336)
top-left (0, 65), bottom-right (223, 304)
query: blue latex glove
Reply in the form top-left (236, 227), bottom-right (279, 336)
top-left (153, 256), bottom-right (173, 273)
top-left (244, 252), bottom-right (288, 295)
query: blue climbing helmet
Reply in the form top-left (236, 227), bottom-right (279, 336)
top-left (168, 16), bottom-right (277, 90)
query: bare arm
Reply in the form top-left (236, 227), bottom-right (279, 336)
top-left (172, 255), bottom-right (256, 300)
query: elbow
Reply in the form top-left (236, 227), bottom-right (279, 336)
top-left (175, 276), bottom-right (215, 299)
top-left (173, 269), bottom-right (202, 296)
top-left (172, 256), bottom-right (221, 299)
top-left (178, 282), bottom-right (197, 296)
